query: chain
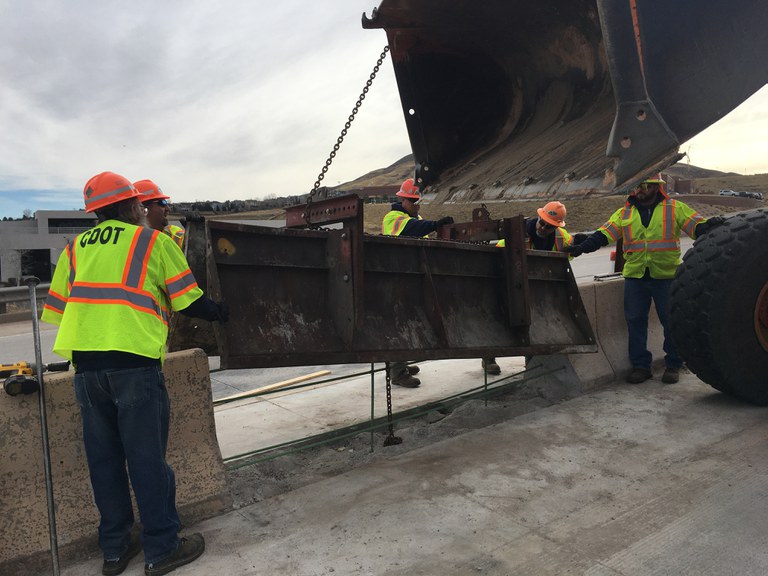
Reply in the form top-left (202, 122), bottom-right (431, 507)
top-left (383, 361), bottom-right (402, 446)
top-left (304, 45), bottom-right (390, 226)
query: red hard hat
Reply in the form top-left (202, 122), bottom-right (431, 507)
top-left (396, 178), bottom-right (421, 200)
top-left (537, 201), bottom-right (566, 227)
top-left (133, 179), bottom-right (170, 204)
top-left (83, 172), bottom-right (141, 213)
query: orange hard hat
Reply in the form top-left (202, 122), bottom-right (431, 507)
top-left (396, 178), bottom-right (421, 200)
top-left (133, 179), bottom-right (170, 204)
top-left (537, 201), bottom-right (566, 227)
top-left (83, 171), bottom-right (141, 213)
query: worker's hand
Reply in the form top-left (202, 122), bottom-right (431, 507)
top-left (214, 301), bottom-right (230, 323)
top-left (437, 216), bottom-right (454, 226)
top-left (563, 244), bottom-right (584, 257)
top-left (572, 233), bottom-right (588, 245)
top-left (695, 215), bottom-right (725, 236)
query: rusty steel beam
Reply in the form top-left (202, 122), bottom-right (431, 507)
top-left (285, 194), bottom-right (363, 228)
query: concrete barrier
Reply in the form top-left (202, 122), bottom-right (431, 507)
top-left (565, 277), bottom-right (665, 390)
top-left (0, 348), bottom-right (231, 572)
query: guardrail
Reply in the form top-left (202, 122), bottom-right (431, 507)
top-left (47, 226), bottom-right (94, 235)
top-left (0, 283), bottom-right (50, 305)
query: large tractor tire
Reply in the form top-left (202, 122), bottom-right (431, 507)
top-left (669, 209), bottom-right (768, 404)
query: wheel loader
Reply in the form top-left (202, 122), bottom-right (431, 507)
top-left (179, 0), bottom-right (768, 403)
top-left (362, 0), bottom-right (768, 403)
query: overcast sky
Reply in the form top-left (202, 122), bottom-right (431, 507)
top-left (1, 1), bottom-right (767, 219)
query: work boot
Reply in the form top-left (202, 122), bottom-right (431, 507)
top-left (102, 537), bottom-right (141, 576)
top-left (393, 372), bottom-right (421, 388)
top-left (626, 367), bottom-right (652, 384)
top-left (661, 367), bottom-right (680, 384)
top-left (406, 365), bottom-right (420, 376)
top-left (144, 533), bottom-right (205, 576)
top-left (482, 358), bottom-right (501, 375)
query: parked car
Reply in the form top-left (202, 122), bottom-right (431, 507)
top-left (735, 191), bottom-right (763, 199)
top-left (718, 189), bottom-right (737, 196)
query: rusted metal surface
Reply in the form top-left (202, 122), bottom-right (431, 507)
top-left (285, 194), bottom-right (363, 228)
top-left (207, 208), bottom-right (595, 369)
top-left (363, 0), bottom-right (768, 196)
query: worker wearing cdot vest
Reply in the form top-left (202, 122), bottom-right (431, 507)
top-left (42, 171), bottom-right (228, 576)
top-left (44, 220), bottom-right (198, 362)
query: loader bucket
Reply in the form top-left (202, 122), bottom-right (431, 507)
top-left (364, 0), bottom-right (768, 197)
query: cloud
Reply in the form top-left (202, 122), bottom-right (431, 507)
top-left (682, 85), bottom-right (768, 175)
top-left (0, 1), bottom-right (408, 213)
top-left (1, 1), bottom-right (766, 220)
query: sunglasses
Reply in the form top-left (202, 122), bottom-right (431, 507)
top-left (146, 199), bottom-right (168, 207)
top-left (537, 219), bottom-right (555, 230)
top-left (637, 183), bottom-right (660, 190)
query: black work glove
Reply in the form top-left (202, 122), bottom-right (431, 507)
top-left (563, 244), bottom-right (584, 257)
top-left (695, 215), bottom-right (725, 236)
top-left (180, 296), bottom-right (230, 323)
top-left (572, 233), bottom-right (588, 245)
top-left (214, 301), bottom-right (229, 323)
top-left (436, 216), bottom-right (454, 226)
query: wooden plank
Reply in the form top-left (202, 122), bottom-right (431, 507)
top-left (216, 370), bottom-right (332, 402)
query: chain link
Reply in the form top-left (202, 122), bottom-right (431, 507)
top-left (383, 361), bottom-right (402, 446)
top-left (304, 45), bottom-right (390, 226)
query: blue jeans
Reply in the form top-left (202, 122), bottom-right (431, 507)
top-left (623, 277), bottom-right (682, 371)
top-left (74, 366), bottom-right (180, 564)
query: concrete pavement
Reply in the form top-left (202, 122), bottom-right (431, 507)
top-left (33, 365), bottom-right (768, 576)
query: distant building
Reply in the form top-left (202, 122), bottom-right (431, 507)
top-left (0, 210), bottom-right (96, 284)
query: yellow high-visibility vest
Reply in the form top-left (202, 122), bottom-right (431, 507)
top-left (42, 220), bottom-right (203, 363)
top-left (598, 197), bottom-right (704, 279)
top-left (382, 210), bottom-right (413, 236)
top-left (496, 227), bottom-right (573, 251)
top-left (165, 224), bottom-right (185, 250)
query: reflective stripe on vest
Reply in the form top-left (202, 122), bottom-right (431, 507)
top-left (67, 242), bottom-right (76, 291)
top-left (621, 200), bottom-right (683, 252)
top-left (382, 211), bottom-right (411, 236)
top-left (604, 198), bottom-right (704, 279)
top-left (166, 269), bottom-right (198, 300)
top-left (123, 227), bottom-right (156, 288)
top-left (70, 227), bottom-right (168, 323)
top-left (67, 283), bottom-right (168, 323)
top-left (43, 290), bottom-right (67, 315)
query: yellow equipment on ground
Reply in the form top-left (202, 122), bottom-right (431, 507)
top-left (1, 361), bottom-right (70, 396)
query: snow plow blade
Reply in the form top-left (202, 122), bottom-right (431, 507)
top-left (364, 0), bottom-right (768, 196)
